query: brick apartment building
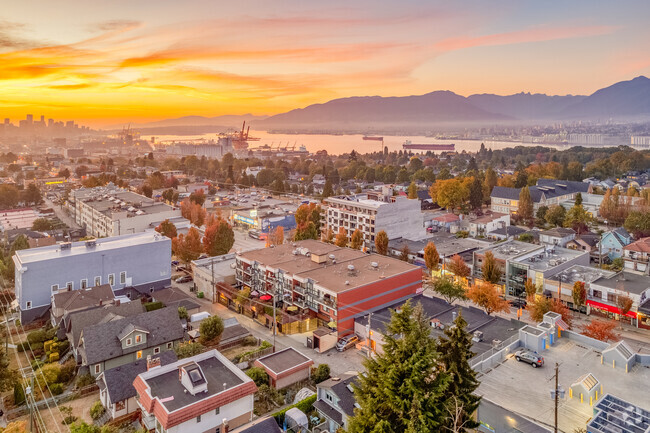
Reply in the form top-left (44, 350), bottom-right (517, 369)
top-left (234, 240), bottom-right (422, 343)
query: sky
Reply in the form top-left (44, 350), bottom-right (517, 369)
top-left (1, 0), bottom-right (649, 126)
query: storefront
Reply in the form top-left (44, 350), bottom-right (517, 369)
top-left (586, 299), bottom-right (638, 327)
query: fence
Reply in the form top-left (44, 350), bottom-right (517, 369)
top-left (6, 384), bottom-right (99, 420)
top-left (469, 333), bottom-right (521, 373)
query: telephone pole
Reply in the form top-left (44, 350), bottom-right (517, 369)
top-left (554, 362), bottom-right (559, 433)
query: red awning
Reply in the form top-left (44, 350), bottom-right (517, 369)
top-left (587, 299), bottom-right (637, 318)
top-left (260, 294), bottom-right (273, 301)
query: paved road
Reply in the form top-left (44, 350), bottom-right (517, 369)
top-left (43, 197), bottom-right (80, 230)
top-left (174, 281), bottom-right (365, 376)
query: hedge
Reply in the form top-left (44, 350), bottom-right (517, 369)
top-left (273, 395), bottom-right (317, 426)
top-left (144, 301), bottom-right (164, 312)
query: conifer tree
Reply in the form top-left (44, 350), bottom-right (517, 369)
top-left (347, 301), bottom-right (451, 433)
top-left (438, 312), bottom-right (481, 433)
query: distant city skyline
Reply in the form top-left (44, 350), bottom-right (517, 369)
top-left (1, 0), bottom-right (649, 126)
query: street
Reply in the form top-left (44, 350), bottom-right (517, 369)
top-left (42, 197), bottom-right (81, 230)
top-left (232, 228), bottom-right (266, 253)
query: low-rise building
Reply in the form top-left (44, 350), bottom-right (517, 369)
top-left (80, 307), bottom-right (184, 377)
top-left (253, 348), bottom-right (314, 389)
top-left (192, 254), bottom-right (237, 302)
top-left (134, 350), bottom-right (257, 433)
top-left (588, 271), bottom-right (650, 328)
top-left (587, 394), bottom-right (650, 433)
top-left (13, 232), bottom-right (172, 323)
top-left (539, 227), bottom-right (576, 247)
top-left (314, 373), bottom-right (358, 432)
top-left (490, 179), bottom-right (591, 214)
top-left (598, 228), bottom-right (632, 261)
top-left (623, 237), bottom-right (650, 274)
top-left (467, 212), bottom-right (510, 238)
top-left (544, 265), bottom-right (616, 311)
top-left (50, 284), bottom-right (115, 326)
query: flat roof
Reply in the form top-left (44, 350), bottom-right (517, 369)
top-left (546, 265), bottom-right (616, 285)
top-left (477, 240), bottom-right (542, 261)
top-left (513, 246), bottom-right (586, 271)
top-left (477, 337), bottom-right (650, 432)
top-left (256, 347), bottom-right (312, 375)
top-left (14, 232), bottom-right (169, 264)
top-left (588, 394), bottom-right (650, 433)
top-left (141, 350), bottom-right (247, 412)
top-left (591, 271), bottom-right (650, 295)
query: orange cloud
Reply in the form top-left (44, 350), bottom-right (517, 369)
top-left (436, 24), bottom-right (617, 51)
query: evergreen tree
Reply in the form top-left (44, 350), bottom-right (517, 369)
top-left (438, 312), bottom-right (481, 433)
top-left (483, 166), bottom-right (498, 203)
top-left (322, 180), bottom-right (334, 198)
top-left (347, 301), bottom-right (451, 433)
top-left (518, 186), bottom-right (534, 225)
top-left (468, 177), bottom-right (483, 210)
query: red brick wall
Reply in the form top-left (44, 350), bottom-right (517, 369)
top-left (335, 268), bottom-right (421, 335)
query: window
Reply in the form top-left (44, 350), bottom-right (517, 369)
top-left (592, 290), bottom-right (602, 299)
top-left (326, 393), bottom-right (333, 402)
top-left (94, 276), bottom-right (101, 286)
top-left (215, 407), bottom-right (220, 416)
top-left (26, 301), bottom-right (32, 309)
top-left (120, 272), bottom-right (126, 284)
top-left (196, 415), bottom-right (201, 423)
top-left (95, 364), bottom-right (100, 374)
top-left (66, 282), bottom-right (73, 291)
top-left (126, 338), bottom-right (132, 346)
top-left (135, 335), bottom-right (142, 343)
top-left (108, 274), bottom-right (115, 287)
top-left (81, 279), bottom-right (88, 289)
top-left (51, 284), bottom-right (59, 293)
top-left (167, 342), bottom-right (173, 349)
top-left (136, 351), bottom-right (143, 359)
top-left (154, 347), bottom-right (160, 354)
top-left (607, 293), bottom-right (617, 303)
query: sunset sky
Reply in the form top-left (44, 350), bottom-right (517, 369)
top-left (1, 0), bottom-right (649, 126)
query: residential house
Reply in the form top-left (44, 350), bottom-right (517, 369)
top-left (486, 225), bottom-right (526, 241)
top-left (50, 284), bottom-right (115, 326)
top-left (623, 237), bottom-right (650, 274)
top-left (231, 417), bottom-right (282, 433)
top-left (596, 228), bottom-right (632, 261)
top-left (467, 212), bottom-right (510, 238)
top-left (253, 348), bottom-right (314, 389)
top-left (559, 193), bottom-right (604, 219)
top-left (430, 213), bottom-right (460, 232)
top-left (566, 233), bottom-right (601, 262)
top-left (150, 287), bottom-right (200, 316)
top-left (98, 351), bottom-right (178, 421)
top-left (134, 350), bottom-right (257, 433)
top-left (314, 374), bottom-right (358, 432)
top-left (539, 227), bottom-right (576, 247)
top-left (490, 179), bottom-right (591, 214)
top-left (79, 307), bottom-right (184, 377)
top-left (13, 232), bottom-right (172, 323)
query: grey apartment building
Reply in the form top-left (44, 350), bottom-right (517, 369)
top-left (13, 232), bottom-right (172, 323)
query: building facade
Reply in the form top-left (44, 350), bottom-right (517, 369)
top-left (623, 237), bottom-right (650, 274)
top-left (491, 179), bottom-right (591, 214)
top-left (325, 194), bottom-right (425, 249)
top-left (13, 232), bottom-right (172, 323)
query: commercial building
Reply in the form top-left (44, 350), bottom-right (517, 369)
top-left (325, 194), bottom-right (425, 249)
top-left (587, 394), bottom-right (650, 433)
top-left (588, 271), bottom-right (650, 328)
top-left (71, 185), bottom-right (181, 237)
top-left (134, 350), bottom-right (257, 433)
top-left (13, 232), bottom-right (172, 323)
top-left (234, 240), bottom-right (422, 341)
top-left (623, 237), bottom-right (650, 274)
top-left (544, 265), bottom-right (615, 311)
top-left (490, 179), bottom-right (591, 215)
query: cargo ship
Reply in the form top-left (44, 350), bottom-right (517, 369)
top-left (402, 140), bottom-right (455, 151)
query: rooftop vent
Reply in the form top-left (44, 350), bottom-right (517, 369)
top-left (85, 240), bottom-right (96, 248)
top-left (329, 254), bottom-right (336, 260)
top-left (347, 264), bottom-right (355, 271)
top-left (371, 262), bottom-right (379, 268)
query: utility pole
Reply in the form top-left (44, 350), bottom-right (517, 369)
top-left (554, 362), bottom-right (559, 433)
top-left (272, 286), bottom-right (277, 353)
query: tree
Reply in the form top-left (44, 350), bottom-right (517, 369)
top-left (524, 278), bottom-right (537, 300)
top-left (374, 230), bottom-right (389, 255)
top-left (155, 219), bottom-right (177, 239)
top-left (447, 255), bottom-right (470, 280)
top-left (268, 226), bottom-right (284, 247)
top-left (466, 283), bottom-right (510, 316)
top-left (581, 319), bottom-right (619, 342)
top-left (616, 294), bottom-right (633, 328)
top-left (22, 183), bottom-right (42, 205)
top-left (321, 227), bottom-right (335, 244)
top-left (572, 281), bottom-right (586, 310)
top-left (174, 341), bottom-right (205, 359)
top-left (203, 215), bottom-right (235, 256)
top-left (423, 242), bottom-right (440, 273)
top-left (432, 277), bottom-right (467, 305)
top-left (350, 229), bottom-right (364, 250)
top-left (11, 235), bottom-right (29, 253)
top-left (178, 306), bottom-right (188, 320)
top-left (624, 210), bottom-right (650, 239)
top-left (399, 244), bottom-right (411, 262)
top-left (58, 168), bottom-right (71, 179)
top-left (189, 189), bottom-right (206, 206)
top-left (575, 192), bottom-right (583, 206)
top-left (335, 227), bottom-right (348, 247)
top-left (162, 188), bottom-right (179, 204)
top-left (31, 217), bottom-right (53, 231)
top-left (322, 180), bottom-right (334, 198)
top-left (484, 166), bottom-right (498, 203)
top-left (181, 199), bottom-right (206, 226)
top-left (437, 312), bottom-right (481, 433)
top-left (481, 251), bottom-right (502, 285)
top-left (430, 179), bottom-right (469, 212)
top-left (246, 367), bottom-right (269, 387)
top-left (141, 184), bottom-right (153, 198)
top-left (535, 205), bottom-right (549, 227)
top-left (407, 181), bottom-right (418, 199)
top-left (545, 204), bottom-right (566, 227)
top-left (312, 364), bottom-right (331, 384)
top-left (347, 301), bottom-right (451, 433)
top-left (294, 203), bottom-right (322, 240)
top-left (468, 176), bottom-right (483, 211)
top-left (0, 347), bottom-right (17, 392)
top-left (518, 186), bottom-right (534, 225)
top-left (564, 203), bottom-right (591, 234)
top-left (199, 315), bottom-right (224, 344)
top-left (172, 228), bottom-right (203, 264)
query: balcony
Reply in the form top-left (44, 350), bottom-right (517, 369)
top-left (320, 296), bottom-right (336, 308)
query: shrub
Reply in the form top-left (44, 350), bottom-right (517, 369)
top-left (178, 306), bottom-right (188, 320)
top-left (27, 330), bottom-right (47, 344)
top-left (455, 230), bottom-right (469, 239)
top-left (50, 383), bottom-right (64, 395)
top-left (76, 374), bottom-right (95, 388)
top-left (38, 363), bottom-right (62, 388)
top-left (242, 336), bottom-right (257, 346)
top-left (197, 292), bottom-right (204, 299)
top-left (199, 315), bottom-right (224, 344)
top-left (14, 383), bottom-right (25, 406)
top-left (58, 340), bottom-right (70, 355)
top-left (49, 352), bottom-right (60, 363)
top-left (144, 301), bottom-right (164, 312)
top-left (174, 341), bottom-right (204, 359)
top-left (312, 364), bottom-right (331, 384)
top-left (273, 395), bottom-right (317, 426)
top-left (246, 367), bottom-right (269, 387)
top-left (90, 400), bottom-right (106, 420)
top-left (58, 362), bottom-right (76, 383)
top-left (44, 340), bottom-right (54, 353)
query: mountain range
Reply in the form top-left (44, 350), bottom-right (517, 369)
top-left (117, 76), bottom-right (650, 132)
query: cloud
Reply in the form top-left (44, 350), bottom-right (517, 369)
top-left (47, 83), bottom-right (93, 90)
top-left (435, 24), bottom-right (617, 52)
top-left (95, 20), bottom-right (142, 32)
top-left (0, 20), bottom-right (44, 50)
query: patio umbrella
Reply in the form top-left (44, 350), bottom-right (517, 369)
top-left (327, 321), bottom-right (337, 328)
top-left (250, 290), bottom-right (259, 297)
top-left (287, 306), bottom-right (298, 312)
top-left (260, 294), bottom-right (273, 301)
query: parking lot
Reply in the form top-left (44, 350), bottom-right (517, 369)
top-left (477, 337), bottom-right (650, 432)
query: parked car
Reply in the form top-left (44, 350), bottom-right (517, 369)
top-left (514, 349), bottom-right (544, 368)
top-left (509, 298), bottom-right (527, 308)
top-left (175, 275), bottom-right (193, 284)
top-left (336, 335), bottom-right (359, 352)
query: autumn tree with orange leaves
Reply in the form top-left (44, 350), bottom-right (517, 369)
top-left (172, 227), bottom-right (203, 264)
top-left (268, 226), bottom-right (284, 247)
top-left (335, 227), bottom-right (348, 247)
top-left (447, 254), bottom-right (471, 279)
top-left (203, 214), bottom-right (234, 256)
top-left (181, 199), bottom-right (206, 226)
top-left (155, 219), bottom-right (177, 239)
top-left (581, 319), bottom-right (620, 342)
top-left (466, 283), bottom-right (510, 316)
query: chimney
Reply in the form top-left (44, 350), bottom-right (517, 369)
top-left (115, 299), bottom-right (121, 306)
top-left (147, 355), bottom-right (161, 371)
top-left (98, 299), bottom-right (103, 306)
top-left (222, 419), bottom-right (229, 433)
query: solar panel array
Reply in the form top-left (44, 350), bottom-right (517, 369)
top-left (588, 394), bottom-right (650, 433)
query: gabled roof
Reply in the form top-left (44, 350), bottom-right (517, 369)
top-left (491, 179), bottom-right (590, 203)
top-left (624, 237), bottom-right (650, 253)
top-left (52, 284), bottom-right (114, 316)
top-left (540, 227), bottom-right (576, 238)
top-left (317, 373), bottom-right (358, 419)
top-left (433, 213), bottom-right (460, 223)
top-left (64, 301), bottom-right (145, 349)
top-left (231, 417), bottom-right (282, 433)
top-left (82, 307), bottom-right (183, 365)
top-left (117, 323), bottom-right (150, 341)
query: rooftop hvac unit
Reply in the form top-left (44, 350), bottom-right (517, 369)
top-left (371, 262), bottom-right (379, 268)
top-left (329, 254), bottom-right (336, 260)
top-left (293, 250), bottom-right (299, 255)
top-left (347, 264), bottom-right (355, 271)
